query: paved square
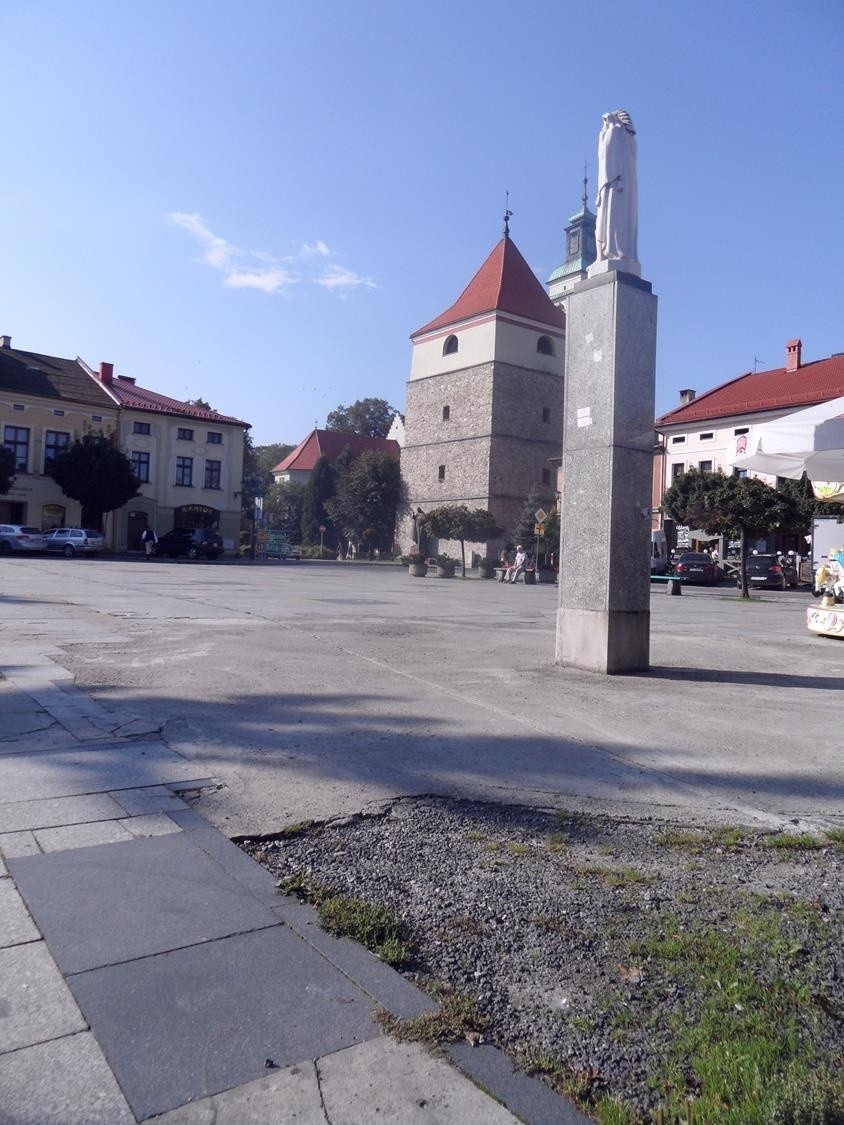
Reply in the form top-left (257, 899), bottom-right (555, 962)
top-left (68, 926), bottom-right (380, 1120)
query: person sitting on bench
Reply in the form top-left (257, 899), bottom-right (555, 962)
top-left (506, 545), bottom-right (527, 584)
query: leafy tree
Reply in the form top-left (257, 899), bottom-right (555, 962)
top-left (333, 443), bottom-right (357, 483)
top-left (419, 506), bottom-right (503, 577)
top-left (663, 468), bottom-right (791, 598)
top-left (254, 442), bottom-right (295, 477)
top-left (301, 454), bottom-right (336, 546)
top-left (325, 398), bottom-right (398, 438)
top-left (0, 446), bottom-right (15, 494)
top-left (263, 480), bottom-right (305, 542)
top-left (512, 486), bottom-right (555, 563)
top-left (187, 397), bottom-right (214, 411)
top-left (776, 475), bottom-right (844, 531)
top-left (326, 451), bottom-right (401, 555)
top-left (47, 431), bottom-right (141, 530)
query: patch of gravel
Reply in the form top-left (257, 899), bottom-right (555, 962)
top-left (239, 797), bottom-right (844, 1119)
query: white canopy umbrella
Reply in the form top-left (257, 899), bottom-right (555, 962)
top-left (731, 394), bottom-right (844, 498)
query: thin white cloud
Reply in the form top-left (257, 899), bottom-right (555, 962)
top-left (168, 212), bottom-right (376, 298)
top-left (314, 264), bottom-right (378, 292)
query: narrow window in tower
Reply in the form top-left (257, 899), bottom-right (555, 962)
top-left (542, 407), bottom-right (551, 423)
top-left (443, 335), bottom-right (458, 356)
top-left (442, 405), bottom-right (450, 421)
top-left (438, 464), bottom-right (446, 482)
top-left (537, 336), bottom-right (554, 356)
top-left (542, 468), bottom-right (551, 485)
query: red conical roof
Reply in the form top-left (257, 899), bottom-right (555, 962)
top-left (412, 237), bottom-right (564, 338)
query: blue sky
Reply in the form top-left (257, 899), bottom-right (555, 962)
top-left (3, 0), bottom-right (842, 445)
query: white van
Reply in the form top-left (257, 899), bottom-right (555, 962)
top-left (651, 530), bottom-right (668, 575)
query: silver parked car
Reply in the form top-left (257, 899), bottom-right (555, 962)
top-left (43, 528), bottom-right (105, 556)
top-left (0, 524), bottom-right (45, 553)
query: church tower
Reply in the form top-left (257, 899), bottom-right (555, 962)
top-left (399, 221), bottom-right (565, 559)
top-left (547, 177), bottom-right (597, 306)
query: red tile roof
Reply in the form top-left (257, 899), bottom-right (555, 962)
top-left (657, 352), bottom-right (844, 426)
top-left (412, 237), bottom-right (564, 338)
top-left (273, 429), bottom-right (400, 474)
top-left (109, 376), bottom-right (249, 427)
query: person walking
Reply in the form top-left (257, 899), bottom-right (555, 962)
top-left (141, 527), bottom-right (157, 559)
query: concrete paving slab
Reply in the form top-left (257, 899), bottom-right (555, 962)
top-left (0, 709), bottom-right (55, 737)
top-left (119, 812), bottom-right (183, 837)
top-left (0, 1031), bottom-right (135, 1124)
top-left (0, 941), bottom-right (87, 1052)
top-left (189, 827), bottom-right (281, 907)
top-left (9, 832), bottom-right (279, 974)
top-left (110, 785), bottom-right (189, 815)
top-left (149, 1060), bottom-right (326, 1124)
top-left (34, 819), bottom-right (135, 852)
top-left (0, 792), bottom-right (127, 833)
top-left (67, 926), bottom-right (381, 1121)
top-left (0, 830), bottom-right (40, 858)
top-left (0, 877), bottom-right (40, 947)
top-left (317, 1036), bottom-right (520, 1123)
top-left (0, 741), bottom-right (211, 803)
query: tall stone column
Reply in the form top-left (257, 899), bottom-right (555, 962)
top-left (555, 268), bottom-right (657, 673)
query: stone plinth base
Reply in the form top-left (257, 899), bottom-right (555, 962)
top-left (556, 607), bottom-right (650, 674)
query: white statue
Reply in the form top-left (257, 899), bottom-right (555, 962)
top-left (594, 110), bottom-right (638, 266)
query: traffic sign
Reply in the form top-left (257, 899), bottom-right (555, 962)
top-left (534, 508), bottom-right (548, 524)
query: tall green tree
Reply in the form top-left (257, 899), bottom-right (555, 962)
top-left (663, 468), bottom-right (791, 598)
top-left (325, 398), bottom-right (398, 438)
top-left (263, 480), bottom-right (305, 542)
top-left (0, 446), bottom-right (16, 494)
top-left (512, 486), bottom-right (554, 560)
top-left (301, 454), bottom-right (336, 547)
top-left (254, 443), bottom-right (295, 477)
top-left (47, 431), bottom-right (141, 529)
top-left (326, 451), bottom-right (401, 555)
top-left (419, 506), bottom-right (503, 577)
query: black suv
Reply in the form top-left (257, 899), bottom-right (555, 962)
top-left (155, 528), bottom-right (224, 560)
top-left (743, 553), bottom-right (799, 590)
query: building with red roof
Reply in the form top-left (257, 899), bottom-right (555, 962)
top-left (399, 227), bottom-right (565, 558)
top-left (272, 429), bottom-right (400, 486)
top-left (653, 339), bottom-right (844, 536)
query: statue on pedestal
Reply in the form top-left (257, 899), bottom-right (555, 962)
top-left (594, 110), bottom-right (638, 266)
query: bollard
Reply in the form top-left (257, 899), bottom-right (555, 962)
top-left (667, 578), bottom-right (682, 596)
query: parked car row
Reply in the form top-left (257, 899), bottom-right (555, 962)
top-left (153, 528), bottom-right (224, 560)
top-left (668, 549), bottom-right (802, 590)
top-left (0, 524), bottom-right (105, 556)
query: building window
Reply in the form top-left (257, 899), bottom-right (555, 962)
top-left (734, 427), bottom-right (749, 436)
top-left (207, 431), bottom-right (222, 444)
top-left (733, 467), bottom-right (748, 478)
top-left (133, 421), bottom-right (151, 435)
top-left (91, 415), bottom-right (102, 422)
top-left (568, 229), bottom-right (581, 257)
top-left (4, 426), bottom-right (30, 470)
top-left (670, 435), bottom-right (686, 445)
top-left (12, 403), bottom-right (24, 412)
top-left (177, 427), bottom-right (194, 441)
top-left (131, 451), bottom-right (150, 483)
top-left (175, 456), bottom-right (193, 486)
top-left (442, 405), bottom-right (450, 421)
top-left (698, 460), bottom-right (713, 473)
top-left (699, 432), bottom-right (714, 441)
top-left (542, 406), bottom-right (551, 423)
top-left (542, 468), bottom-right (551, 485)
top-left (43, 431), bottom-right (69, 472)
top-left (438, 464), bottom-right (445, 482)
top-left (53, 409), bottom-right (65, 417)
top-left (671, 462), bottom-right (685, 480)
top-left (537, 336), bottom-right (554, 356)
top-left (443, 335), bottom-right (458, 356)
top-left (204, 459), bottom-right (221, 489)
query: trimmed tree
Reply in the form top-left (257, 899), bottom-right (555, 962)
top-left (0, 446), bottom-right (16, 495)
top-left (47, 431), bottom-right (141, 530)
top-left (419, 506), bottom-right (503, 577)
top-left (325, 451), bottom-right (401, 556)
top-left (663, 468), bottom-right (791, 598)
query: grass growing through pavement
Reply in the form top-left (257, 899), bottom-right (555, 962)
top-left (376, 989), bottom-right (486, 1044)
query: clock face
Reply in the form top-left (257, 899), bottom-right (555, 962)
top-left (568, 230), bottom-right (581, 256)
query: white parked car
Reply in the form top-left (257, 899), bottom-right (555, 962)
top-left (0, 524), bottom-right (45, 553)
top-left (43, 528), bottom-right (105, 556)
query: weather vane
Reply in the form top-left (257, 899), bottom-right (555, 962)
top-left (503, 191), bottom-right (513, 237)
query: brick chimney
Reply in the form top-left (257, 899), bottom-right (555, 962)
top-left (785, 339), bottom-right (802, 372)
top-left (679, 388), bottom-right (696, 405)
top-left (0, 335), bottom-right (11, 349)
top-left (99, 361), bottom-right (114, 386)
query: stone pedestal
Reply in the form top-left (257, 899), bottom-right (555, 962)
top-left (556, 270), bottom-right (657, 673)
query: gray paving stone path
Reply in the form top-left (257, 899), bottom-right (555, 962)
top-left (0, 638), bottom-right (581, 1123)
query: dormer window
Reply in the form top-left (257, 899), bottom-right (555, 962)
top-left (443, 335), bottom-right (458, 356)
top-left (537, 336), bottom-right (554, 356)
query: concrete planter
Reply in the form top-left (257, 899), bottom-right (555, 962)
top-left (408, 563), bottom-right (427, 577)
top-left (477, 561), bottom-right (496, 579)
top-left (537, 568), bottom-right (557, 584)
top-left (435, 565), bottom-right (455, 578)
